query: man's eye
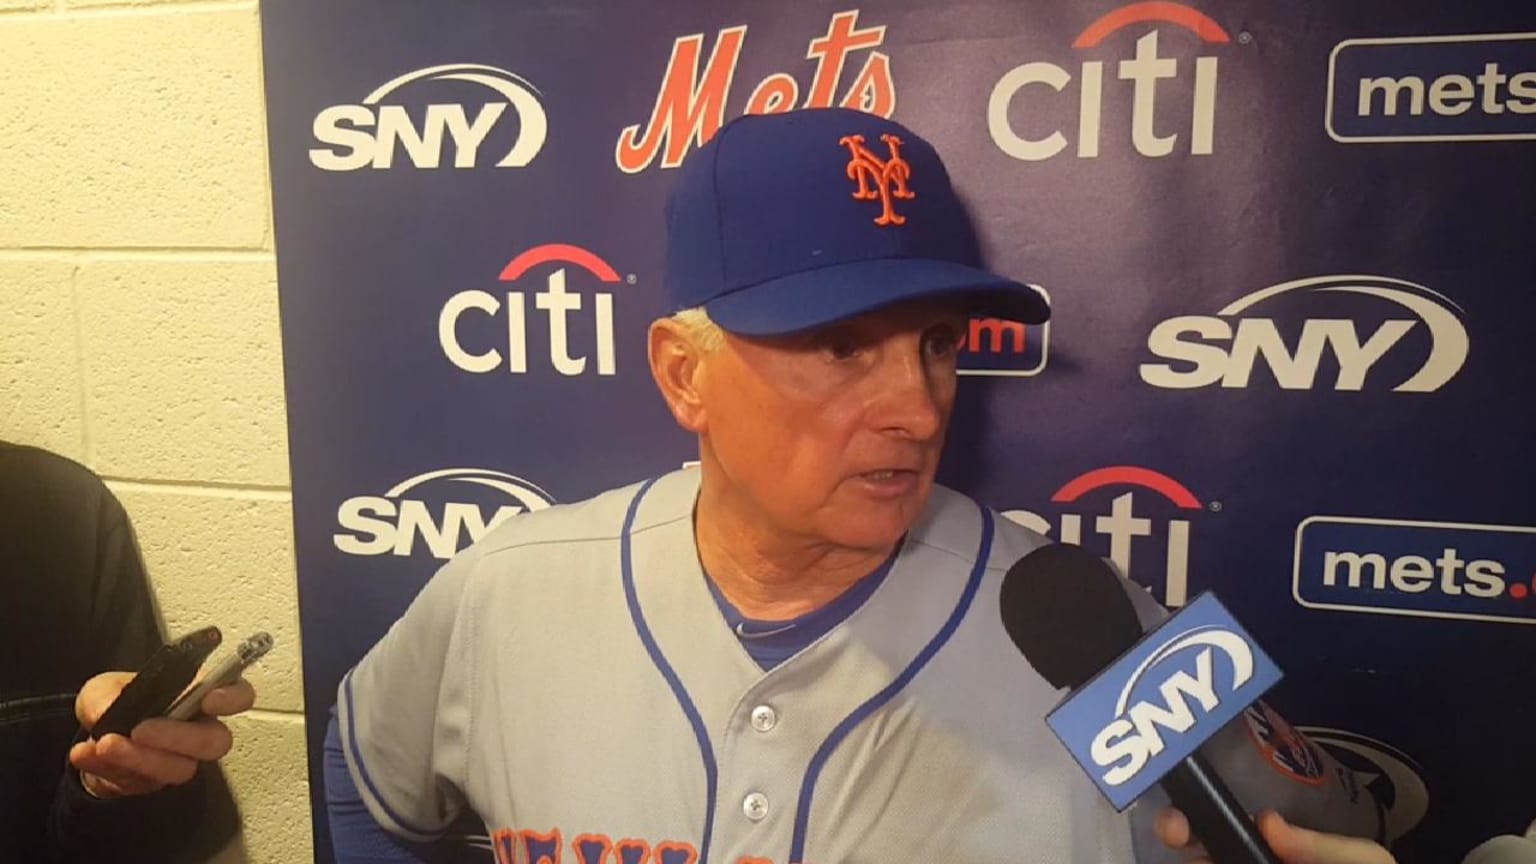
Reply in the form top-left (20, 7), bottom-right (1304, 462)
top-left (825, 338), bottom-right (862, 361)
top-left (813, 327), bottom-right (862, 360)
top-left (924, 325), bottom-right (963, 358)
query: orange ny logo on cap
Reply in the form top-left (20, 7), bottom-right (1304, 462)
top-left (840, 133), bottom-right (915, 226)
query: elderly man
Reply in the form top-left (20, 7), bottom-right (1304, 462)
top-left (326, 108), bottom-right (1393, 864)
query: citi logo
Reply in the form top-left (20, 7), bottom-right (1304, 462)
top-left (1140, 275), bottom-right (1469, 392)
top-left (333, 468), bottom-right (553, 560)
top-left (1004, 465), bottom-right (1203, 607)
top-left (1092, 625), bottom-right (1254, 785)
top-left (310, 64), bottom-right (548, 171)
top-left (439, 244), bottom-right (622, 377)
top-left (989, 2), bottom-right (1228, 161)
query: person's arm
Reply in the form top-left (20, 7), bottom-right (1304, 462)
top-left (326, 707), bottom-right (435, 863)
top-left (46, 486), bottom-right (243, 863)
top-left (332, 547), bottom-right (482, 845)
top-left (1155, 809), bottom-right (1395, 864)
top-left (49, 676), bottom-right (253, 864)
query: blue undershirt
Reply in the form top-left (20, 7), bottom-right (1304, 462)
top-left (703, 543), bottom-right (900, 670)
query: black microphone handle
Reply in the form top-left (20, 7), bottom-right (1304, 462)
top-left (1160, 751), bottom-right (1283, 864)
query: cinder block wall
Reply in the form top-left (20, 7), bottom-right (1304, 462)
top-left (0, 1), bottom-right (310, 860)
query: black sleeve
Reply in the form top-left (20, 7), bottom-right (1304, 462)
top-left (44, 486), bottom-right (241, 864)
top-left (83, 499), bottom-right (163, 673)
top-left (47, 750), bottom-right (211, 864)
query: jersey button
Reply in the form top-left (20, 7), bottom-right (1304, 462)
top-left (742, 792), bottom-right (770, 822)
top-left (750, 704), bottom-right (778, 733)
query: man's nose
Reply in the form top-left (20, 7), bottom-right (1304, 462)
top-left (871, 346), bottom-right (945, 441)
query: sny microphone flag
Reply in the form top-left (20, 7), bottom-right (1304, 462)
top-left (1046, 593), bottom-right (1284, 810)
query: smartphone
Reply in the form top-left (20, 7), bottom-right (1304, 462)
top-left (163, 632), bottom-right (274, 721)
top-left (91, 626), bottom-right (222, 739)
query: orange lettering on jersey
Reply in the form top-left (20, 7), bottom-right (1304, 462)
top-left (615, 837), bottom-right (652, 864)
top-left (840, 133), bottom-right (915, 226)
top-left (654, 840), bottom-right (699, 864)
top-left (573, 833), bottom-right (614, 864)
top-left (736, 858), bottom-right (776, 864)
top-left (492, 828), bottom-right (518, 864)
top-left (521, 827), bottom-right (564, 863)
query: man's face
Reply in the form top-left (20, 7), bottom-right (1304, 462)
top-left (696, 300), bottom-right (968, 552)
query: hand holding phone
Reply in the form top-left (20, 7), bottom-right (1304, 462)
top-left (91, 626), bottom-right (222, 739)
top-left (164, 632), bottom-right (274, 721)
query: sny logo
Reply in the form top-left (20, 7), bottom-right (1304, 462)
top-left (440, 244), bottom-right (622, 377)
top-left (616, 11), bottom-right (896, 172)
top-left (1140, 275), bottom-right (1468, 392)
top-left (1327, 32), bottom-right (1536, 144)
top-left (989, 2), bottom-right (1228, 161)
top-left (311, 64), bottom-right (547, 171)
top-left (1004, 466), bottom-right (1203, 607)
top-left (1293, 515), bottom-right (1536, 626)
top-left (1047, 593), bottom-right (1282, 809)
top-left (334, 468), bottom-right (553, 560)
top-left (841, 133), bottom-right (914, 226)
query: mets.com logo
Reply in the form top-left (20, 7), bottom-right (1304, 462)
top-left (1327, 32), bottom-right (1536, 144)
top-left (957, 288), bottom-right (1051, 377)
top-left (1293, 516), bottom-right (1536, 626)
top-left (334, 468), bottom-right (554, 559)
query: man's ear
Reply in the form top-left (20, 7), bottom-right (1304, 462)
top-left (648, 318), bottom-right (708, 433)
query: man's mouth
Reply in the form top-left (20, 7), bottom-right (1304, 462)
top-left (854, 468), bottom-right (923, 495)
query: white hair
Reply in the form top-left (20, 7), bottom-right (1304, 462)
top-left (671, 306), bottom-right (726, 353)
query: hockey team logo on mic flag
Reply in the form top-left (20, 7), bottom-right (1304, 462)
top-left (1046, 593), bottom-right (1283, 810)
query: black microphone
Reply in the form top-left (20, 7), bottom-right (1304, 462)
top-left (999, 543), bottom-right (1282, 864)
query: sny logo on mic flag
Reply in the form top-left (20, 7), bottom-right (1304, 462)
top-left (1045, 593), bottom-right (1283, 810)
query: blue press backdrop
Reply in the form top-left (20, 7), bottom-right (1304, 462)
top-left (259, 2), bottom-right (1536, 861)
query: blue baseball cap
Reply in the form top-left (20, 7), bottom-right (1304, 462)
top-left (664, 107), bottom-right (1049, 336)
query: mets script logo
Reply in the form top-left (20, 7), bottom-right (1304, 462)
top-left (840, 133), bottom-right (914, 225)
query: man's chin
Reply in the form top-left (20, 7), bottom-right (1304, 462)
top-left (825, 486), bottom-right (931, 549)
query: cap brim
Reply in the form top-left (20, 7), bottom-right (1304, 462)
top-left (703, 257), bottom-right (1050, 336)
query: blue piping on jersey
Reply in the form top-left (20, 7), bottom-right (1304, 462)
top-left (620, 476), bottom-right (719, 864)
top-left (787, 503), bottom-right (996, 864)
top-left (341, 669), bottom-right (443, 839)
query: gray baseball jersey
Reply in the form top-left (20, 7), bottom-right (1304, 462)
top-left (338, 468), bottom-right (1379, 864)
